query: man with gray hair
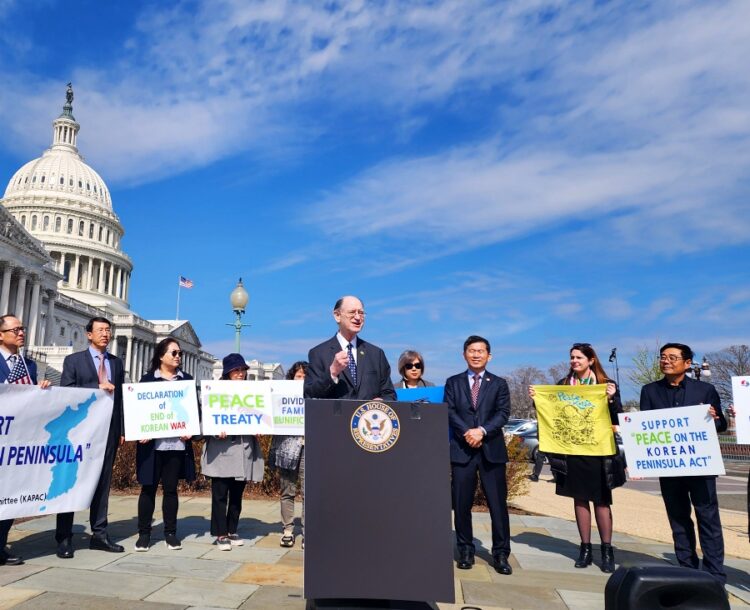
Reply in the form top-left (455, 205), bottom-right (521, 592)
top-left (304, 296), bottom-right (396, 401)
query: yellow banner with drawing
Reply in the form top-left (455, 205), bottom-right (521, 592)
top-left (532, 385), bottom-right (616, 456)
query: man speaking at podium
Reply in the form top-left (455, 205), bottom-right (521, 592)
top-left (305, 296), bottom-right (396, 402)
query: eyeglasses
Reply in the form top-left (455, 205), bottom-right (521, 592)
top-left (339, 309), bottom-right (366, 318)
top-left (659, 355), bottom-right (684, 363)
top-left (0, 326), bottom-right (26, 335)
top-left (90, 328), bottom-right (112, 335)
top-left (168, 350), bottom-right (183, 357)
top-left (404, 362), bottom-right (423, 371)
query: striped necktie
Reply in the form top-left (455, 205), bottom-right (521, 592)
top-left (347, 343), bottom-right (358, 385)
top-left (471, 373), bottom-right (481, 409)
top-left (98, 354), bottom-right (108, 384)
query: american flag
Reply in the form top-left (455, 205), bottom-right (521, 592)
top-left (6, 355), bottom-right (32, 385)
top-left (179, 276), bottom-right (194, 289)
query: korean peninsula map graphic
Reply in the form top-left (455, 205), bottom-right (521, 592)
top-left (41, 392), bottom-right (97, 507)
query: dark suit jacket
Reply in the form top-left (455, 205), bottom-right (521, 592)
top-left (640, 376), bottom-right (727, 433)
top-left (446, 370), bottom-right (511, 465)
top-left (0, 354), bottom-right (38, 384)
top-left (0, 356), bottom-right (36, 385)
top-left (60, 349), bottom-right (125, 438)
top-left (304, 335), bottom-right (397, 401)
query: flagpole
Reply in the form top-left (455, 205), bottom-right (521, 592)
top-left (176, 277), bottom-right (181, 321)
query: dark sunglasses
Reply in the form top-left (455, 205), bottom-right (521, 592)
top-left (404, 362), bottom-right (423, 370)
top-left (571, 343), bottom-right (591, 350)
top-left (168, 350), bottom-right (183, 357)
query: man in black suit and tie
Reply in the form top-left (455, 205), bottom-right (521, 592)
top-left (304, 296), bottom-right (396, 401)
top-left (446, 335), bottom-right (512, 575)
top-left (640, 342), bottom-right (727, 585)
top-left (0, 314), bottom-right (51, 566)
top-left (55, 316), bottom-right (125, 558)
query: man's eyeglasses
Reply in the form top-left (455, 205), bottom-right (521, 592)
top-left (168, 350), bottom-right (183, 357)
top-left (0, 326), bottom-right (26, 336)
top-left (339, 309), bottom-right (366, 318)
top-left (404, 362), bottom-right (423, 371)
top-left (659, 355), bottom-right (684, 363)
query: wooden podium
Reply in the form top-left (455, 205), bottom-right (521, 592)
top-left (304, 399), bottom-right (455, 606)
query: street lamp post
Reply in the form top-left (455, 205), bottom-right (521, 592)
top-left (690, 356), bottom-right (711, 381)
top-left (608, 347), bottom-right (620, 387)
top-left (227, 278), bottom-right (250, 354)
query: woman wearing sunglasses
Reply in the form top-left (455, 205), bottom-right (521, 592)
top-left (528, 343), bottom-right (622, 573)
top-left (396, 350), bottom-right (434, 389)
top-left (201, 353), bottom-right (265, 551)
top-left (133, 337), bottom-right (196, 552)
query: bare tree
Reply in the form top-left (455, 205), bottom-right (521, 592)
top-left (505, 366), bottom-right (547, 419)
top-left (628, 343), bottom-right (663, 388)
top-left (547, 361), bottom-right (569, 384)
top-left (705, 345), bottom-right (750, 405)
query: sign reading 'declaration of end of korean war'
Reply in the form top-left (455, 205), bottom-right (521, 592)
top-left (731, 376), bottom-right (750, 444)
top-left (619, 404), bottom-right (725, 477)
top-left (200, 380), bottom-right (275, 435)
top-left (123, 380), bottom-right (200, 441)
top-left (0, 385), bottom-right (113, 520)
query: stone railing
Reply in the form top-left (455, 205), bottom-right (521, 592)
top-left (28, 345), bottom-right (74, 357)
top-left (112, 313), bottom-right (155, 331)
top-left (55, 292), bottom-right (106, 317)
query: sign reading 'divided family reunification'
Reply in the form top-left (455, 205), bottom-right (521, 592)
top-left (731, 376), bottom-right (750, 444)
top-left (0, 385), bottom-right (113, 520)
top-left (619, 404), bottom-right (725, 477)
top-left (123, 380), bottom-right (200, 441)
top-left (200, 380), bottom-right (304, 435)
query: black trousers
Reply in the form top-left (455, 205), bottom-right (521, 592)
top-left (452, 452), bottom-right (510, 556)
top-left (210, 477), bottom-right (247, 537)
top-left (532, 450), bottom-right (545, 478)
top-left (56, 430), bottom-right (119, 542)
top-left (659, 476), bottom-right (726, 583)
top-left (138, 450), bottom-right (183, 535)
top-left (0, 519), bottom-right (12, 551)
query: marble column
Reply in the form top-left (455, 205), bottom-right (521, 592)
top-left (125, 336), bottom-right (133, 381)
top-left (97, 260), bottom-right (104, 293)
top-left (0, 265), bottom-right (12, 314)
top-left (27, 279), bottom-right (41, 345)
top-left (116, 267), bottom-right (123, 299)
top-left (87, 257), bottom-right (94, 291)
top-left (73, 255), bottom-right (81, 289)
top-left (137, 340), bottom-right (145, 380)
top-left (59, 252), bottom-right (66, 281)
top-left (108, 263), bottom-right (115, 296)
top-left (45, 290), bottom-right (56, 343)
top-left (14, 273), bottom-right (27, 319)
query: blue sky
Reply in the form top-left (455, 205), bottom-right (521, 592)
top-left (1, 0), bottom-right (749, 400)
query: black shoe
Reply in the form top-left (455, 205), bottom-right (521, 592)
top-left (56, 538), bottom-right (74, 559)
top-left (456, 551), bottom-right (475, 570)
top-left (165, 533), bottom-right (182, 550)
top-left (529, 474), bottom-right (539, 482)
top-left (574, 542), bottom-right (593, 568)
top-left (89, 535), bottom-right (124, 553)
top-left (134, 533), bottom-right (150, 552)
top-left (493, 553), bottom-right (512, 575)
top-left (0, 551), bottom-right (24, 566)
top-left (600, 543), bottom-right (615, 573)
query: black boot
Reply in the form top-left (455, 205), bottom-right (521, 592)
top-left (574, 542), bottom-right (593, 568)
top-left (600, 543), bottom-right (615, 573)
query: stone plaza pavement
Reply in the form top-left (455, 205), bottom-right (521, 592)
top-left (1, 482), bottom-right (749, 610)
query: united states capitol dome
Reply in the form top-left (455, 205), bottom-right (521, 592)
top-left (1, 84), bottom-right (133, 311)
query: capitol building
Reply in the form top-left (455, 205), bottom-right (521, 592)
top-left (0, 86), bottom-right (272, 382)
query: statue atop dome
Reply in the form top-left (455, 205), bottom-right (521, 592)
top-left (61, 82), bottom-right (75, 119)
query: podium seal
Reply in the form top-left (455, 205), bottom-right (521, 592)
top-left (350, 402), bottom-right (400, 453)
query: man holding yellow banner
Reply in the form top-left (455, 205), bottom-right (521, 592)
top-left (529, 343), bottom-right (623, 574)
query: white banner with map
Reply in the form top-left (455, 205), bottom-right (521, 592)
top-left (0, 385), bottom-right (113, 520)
